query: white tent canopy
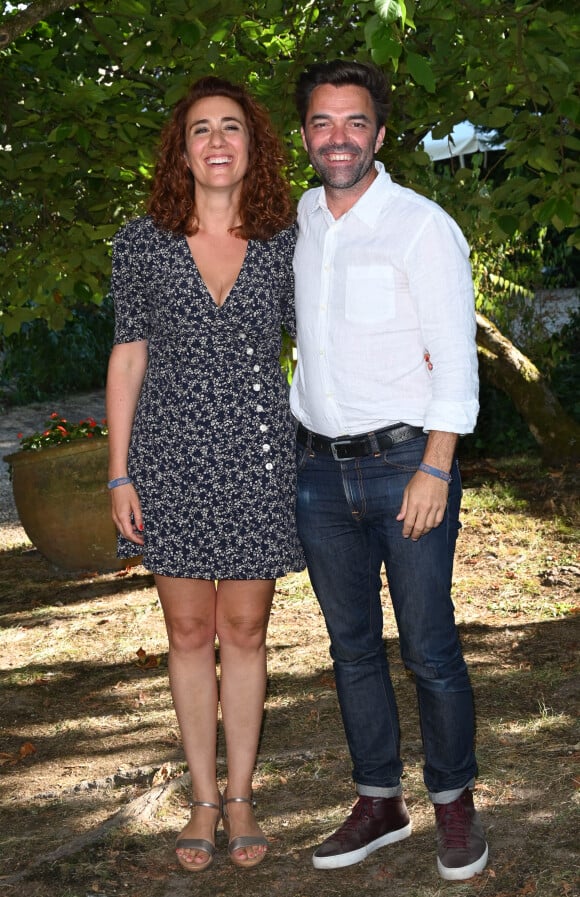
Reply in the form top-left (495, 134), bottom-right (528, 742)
top-left (422, 120), bottom-right (504, 164)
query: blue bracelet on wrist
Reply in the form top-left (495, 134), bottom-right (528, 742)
top-left (107, 476), bottom-right (133, 490)
top-left (418, 462), bottom-right (452, 484)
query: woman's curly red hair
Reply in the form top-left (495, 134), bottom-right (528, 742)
top-left (147, 76), bottom-right (294, 240)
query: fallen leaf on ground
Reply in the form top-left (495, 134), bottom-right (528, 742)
top-left (135, 647), bottom-right (162, 667)
top-left (0, 741), bottom-right (37, 765)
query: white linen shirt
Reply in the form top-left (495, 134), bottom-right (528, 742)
top-left (290, 162), bottom-right (479, 438)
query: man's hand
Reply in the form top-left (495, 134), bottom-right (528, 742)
top-left (396, 470), bottom-right (449, 541)
top-left (396, 429), bottom-right (457, 540)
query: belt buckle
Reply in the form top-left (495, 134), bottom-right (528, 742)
top-left (330, 438), bottom-right (355, 461)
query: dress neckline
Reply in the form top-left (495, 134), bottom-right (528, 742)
top-left (183, 235), bottom-right (250, 309)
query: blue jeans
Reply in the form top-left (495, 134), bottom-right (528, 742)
top-left (296, 434), bottom-right (478, 798)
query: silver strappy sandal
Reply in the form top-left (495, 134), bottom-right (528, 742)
top-left (175, 798), bottom-right (221, 872)
top-left (222, 795), bottom-right (269, 868)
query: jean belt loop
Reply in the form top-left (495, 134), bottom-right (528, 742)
top-left (368, 431), bottom-right (380, 454)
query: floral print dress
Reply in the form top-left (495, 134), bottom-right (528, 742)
top-left (111, 216), bottom-right (305, 579)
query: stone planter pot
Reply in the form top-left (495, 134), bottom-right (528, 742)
top-left (3, 438), bottom-right (142, 573)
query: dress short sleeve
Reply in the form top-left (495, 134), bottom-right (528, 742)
top-left (111, 217), bottom-right (153, 344)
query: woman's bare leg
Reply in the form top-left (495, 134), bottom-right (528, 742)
top-left (155, 575), bottom-right (221, 868)
top-left (217, 578), bottom-right (275, 863)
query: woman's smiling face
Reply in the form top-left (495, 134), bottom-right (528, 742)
top-left (183, 95), bottom-right (250, 191)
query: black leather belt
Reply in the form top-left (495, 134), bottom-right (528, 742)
top-left (296, 422), bottom-right (424, 461)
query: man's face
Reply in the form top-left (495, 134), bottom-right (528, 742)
top-left (301, 83), bottom-right (385, 191)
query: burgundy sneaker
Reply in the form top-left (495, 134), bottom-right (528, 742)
top-left (312, 795), bottom-right (412, 870)
top-left (435, 788), bottom-right (488, 880)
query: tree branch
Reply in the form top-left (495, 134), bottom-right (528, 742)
top-left (0, 0), bottom-right (78, 49)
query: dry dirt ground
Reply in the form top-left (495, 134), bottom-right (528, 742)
top-left (0, 393), bottom-right (579, 897)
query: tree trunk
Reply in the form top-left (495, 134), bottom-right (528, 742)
top-left (476, 312), bottom-right (580, 464)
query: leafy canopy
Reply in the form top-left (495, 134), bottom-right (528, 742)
top-left (1, 0), bottom-right (578, 335)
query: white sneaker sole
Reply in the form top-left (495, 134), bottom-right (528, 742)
top-left (312, 820), bottom-right (412, 870)
top-left (437, 843), bottom-right (489, 880)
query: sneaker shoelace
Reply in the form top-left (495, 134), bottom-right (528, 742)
top-left (436, 800), bottom-right (469, 848)
top-left (332, 800), bottom-right (372, 843)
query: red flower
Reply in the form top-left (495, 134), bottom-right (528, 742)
top-left (18, 414), bottom-right (108, 451)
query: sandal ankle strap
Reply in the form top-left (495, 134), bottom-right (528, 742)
top-left (223, 796), bottom-right (255, 806)
top-left (190, 799), bottom-right (221, 811)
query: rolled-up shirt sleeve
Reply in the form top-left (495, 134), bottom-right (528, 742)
top-left (407, 211), bottom-right (479, 435)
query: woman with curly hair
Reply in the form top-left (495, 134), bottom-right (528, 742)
top-left (106, 76), bottom-right (305, 872)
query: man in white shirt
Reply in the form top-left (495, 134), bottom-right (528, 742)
top-left (291, 60), bottom-right (488, 881)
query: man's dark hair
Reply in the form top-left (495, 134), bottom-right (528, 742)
top-left (295, 60), bottom-right (390, 133)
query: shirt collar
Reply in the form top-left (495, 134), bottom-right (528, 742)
top-left (312, 161), bottom-right (392, 226)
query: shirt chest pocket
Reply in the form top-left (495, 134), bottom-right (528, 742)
top-left (345, 265), bottom-right (397, 323)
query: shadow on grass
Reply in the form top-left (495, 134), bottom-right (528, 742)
top-left (0, 465), bottom-right (578, 897)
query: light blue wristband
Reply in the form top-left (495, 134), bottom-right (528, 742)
top-left (107, 476), bottom-right (133, 490)
top-left (418, 462), bottom-right (452, 484)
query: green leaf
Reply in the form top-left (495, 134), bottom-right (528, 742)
top-left (12, 114), bottom-right (41, 127)
top-left (370, 32), bottom-right (402, 64)
top-left (209, 25), bottom-right (230, 41)
top-left (175, 21), bottom-right (202, 45)
top-left (164, 80), bottom-right (189, 107)
top-left (496, 215), bottom-right (520, 236)
top-left (115, 0), bottom-right (150, 12)
top-left (527, 147), bottom-right (561, 175)
top-left (47, 124), bottom-right (73, 144)
top-left (405, 52), bottom-right (435, 92)
top-left (364, 14), bottom-right (383, 46)
top-left (547, 55), bottom-right (570, 75)
top-left (76, 127), bottom-right (91, 151)
top-left (375, 0), bottom-right (406, 27)
top-left (536, 196), bottom-right (575, 228)
top-left (559, 96), bottom-right (580, 124)
top-left (482, 106), bottom-right (515, 128)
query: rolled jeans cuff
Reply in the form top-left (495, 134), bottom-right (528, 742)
top-left (429, 778), bottom-right (475, 805)
top-left (357, 783), bottom-right (403, 799)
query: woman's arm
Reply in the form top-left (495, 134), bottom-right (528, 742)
top-left (105, 340), bottom-right (148, 544)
